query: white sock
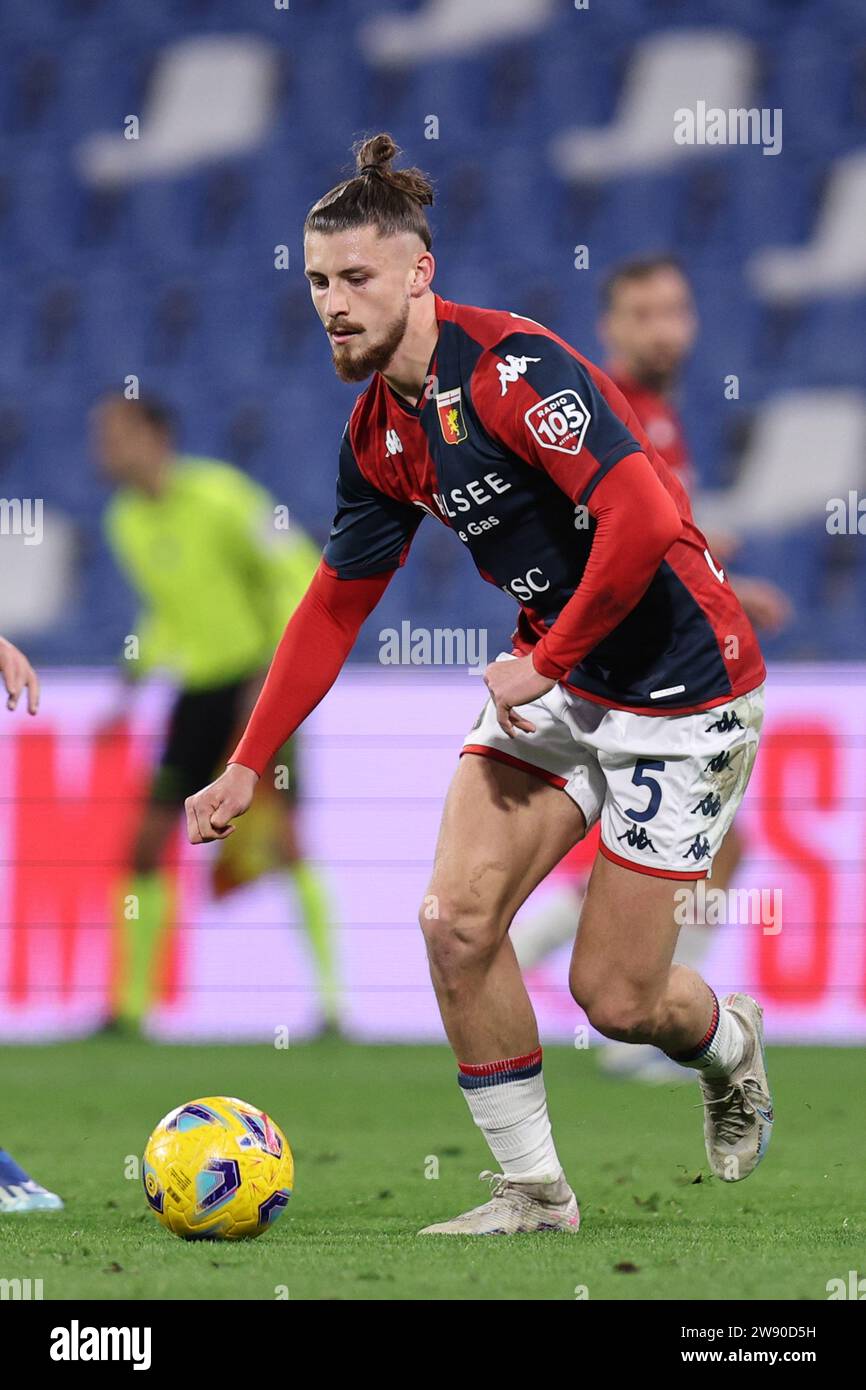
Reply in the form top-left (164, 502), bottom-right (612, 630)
top-left (513, 885), bottom-right (583, 969)
top-left (458, 1047), bottom-right (563, 1184)
top-left (673, 992), bottom-right (745, 1077)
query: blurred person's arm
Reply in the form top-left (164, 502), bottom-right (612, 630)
top-left (696, 519), bottom-right (792, 634)
top-left (729, 574), bottom-right (792, 634)
top-left (0, 636), bottom-right (39, 714)
top-left (99, 500), bottom-right (158, 730)
top-left (217, 468), bottom-right (322, 648)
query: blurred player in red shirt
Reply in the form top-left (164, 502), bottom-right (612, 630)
top-left (514, 256), bottom-right (791, 1081)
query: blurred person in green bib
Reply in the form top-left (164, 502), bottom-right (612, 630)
top-left (93, 392), bottom-right (341, 1037)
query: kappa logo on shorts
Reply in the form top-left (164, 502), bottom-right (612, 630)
top-left (705, 750), bottom-right (734, 774)
top-left (617, 825), bottom-right (657, 853)
top-left (706, 711), bottom-right (744, 734)
top-left (692, 793), bottom-right (722, 817)
top-left (524, 389), bottom-right (591, 456)
top-left (684, 834), bottom-right (712, 862)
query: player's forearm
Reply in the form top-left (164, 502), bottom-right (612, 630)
top-left (532, 454), bottom-right (683, 680)
top-left (228, 559), bottom-right (393, 776)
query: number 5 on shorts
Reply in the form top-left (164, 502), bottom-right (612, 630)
top-left (625, 759), bottom-right (666, 823)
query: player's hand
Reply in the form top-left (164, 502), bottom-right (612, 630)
top-left (483, 654), bottom-right (556, 738)
top-left (731, 575), bottom-right (793, 634)
top-left (185, 763), bottom-right (259, 844)
top-left (703, 527), bottom-right (740, 565)
top-left (0, 636), bottom-right (40, 714)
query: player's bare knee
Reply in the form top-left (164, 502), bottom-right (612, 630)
top-left (574, 979), bottom-right (661, 1042)
top-left (419, 895), bottom-right (501, 980)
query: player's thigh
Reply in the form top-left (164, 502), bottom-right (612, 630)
top-left (593, 684), bottom-right (764, 884)
top-left (569, 688), bottom-right (763, 1012)
top-left (570, 852), bottom-right (698, 1011)
top-left (425, 751), bottom-right (588, 937)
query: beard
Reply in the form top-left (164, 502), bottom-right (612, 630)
top-left (631, 350), bottom-right (683, 395)
top-left (638, 364), bottom-right (678, 394)
top-left (329, 301), bottom-right (410, 383)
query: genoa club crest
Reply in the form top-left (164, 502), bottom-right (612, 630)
top-left (436, 387), bottom-right (468, 444)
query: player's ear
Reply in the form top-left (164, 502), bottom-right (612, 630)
top-left (410, 250), bottom-right (435, 297)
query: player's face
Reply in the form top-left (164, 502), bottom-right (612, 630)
top-left (91, 403), bottom-right (165, 485)
top-left (304, 227), bottom-right (418, 383)
top-left (600, 268), bottom-right (697, 390)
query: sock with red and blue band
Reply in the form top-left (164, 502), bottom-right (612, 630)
top-left (457, 1046), bottom-right (563, 1184)
top-left (671, 990), bottom-right (745, 1077)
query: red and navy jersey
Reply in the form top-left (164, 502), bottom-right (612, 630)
top-left (323, 294), bottom-right (764, 714)
top-left (608, 370), bottom-right (694, 492)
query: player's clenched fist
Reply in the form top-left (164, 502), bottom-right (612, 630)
top-left (0, 635), bottom-right (40, 714)
top-left (185, 763), bottom-right (259, 844)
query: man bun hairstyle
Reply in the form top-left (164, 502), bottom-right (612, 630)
top-left (305, 133), bottom-right (434, 249)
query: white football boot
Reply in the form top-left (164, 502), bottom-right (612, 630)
top-left (699, 993), bottom-right (774, 1182)
top-left (418, 1171), bottom-right (580, 1236)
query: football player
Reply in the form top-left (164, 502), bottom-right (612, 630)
top-left (185, 135), bottom-right (774, 1234)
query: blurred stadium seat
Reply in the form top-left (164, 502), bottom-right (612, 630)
top-left (698, 390), bottom-right (866, 534)
top-left (358, 0), bottom-right (555, 66)
top-left (76, 35), bottom-right (280, 186)
top-left (549, 29), bottom-right (756, 180)
top-left (748, 149), bottom-right (866, 301)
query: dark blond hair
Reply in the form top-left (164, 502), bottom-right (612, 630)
top-left (305, 133), bottom-right (434, 249)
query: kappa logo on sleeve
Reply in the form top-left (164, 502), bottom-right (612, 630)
top-left (497, 353), bottom-right (541, 396)
top-left (524, 389), bottom-right (591, 456)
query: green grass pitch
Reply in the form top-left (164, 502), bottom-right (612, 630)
top-left (1, 1039), bottom-right (861, 1301)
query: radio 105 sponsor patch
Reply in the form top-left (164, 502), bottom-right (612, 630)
top-left (524, 389), bottom-right (591, 455)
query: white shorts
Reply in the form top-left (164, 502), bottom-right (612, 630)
top-left (461, 653), bottom-right (765, 880)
